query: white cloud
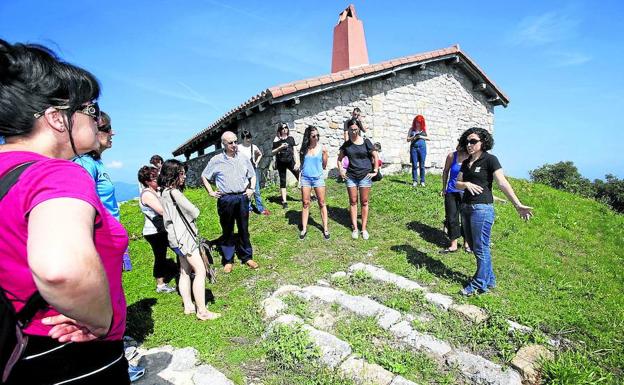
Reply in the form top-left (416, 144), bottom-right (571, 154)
top-left (107, 160), bottom-right (124, 169)
top-left (549, 51), bottom-right (591, 67)
top-left (510, 11), bottom-right (580, 46)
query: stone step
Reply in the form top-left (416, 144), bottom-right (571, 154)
top-left (265, 284), bottom-right (523, 385)
top-left (267, 313), bottom-right (418, 385)
top-left (131, 345), bottom-right (234, 385)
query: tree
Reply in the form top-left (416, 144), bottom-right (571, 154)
top-left (594, 174), bottom-right (624, 213)
top-left (529, 161), bottom-right (595, 198)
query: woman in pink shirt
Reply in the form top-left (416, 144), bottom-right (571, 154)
top-left (0, 40), bottom-right (129, 383)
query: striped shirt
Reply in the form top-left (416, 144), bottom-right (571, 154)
top-left (202, 152), bottom-right (254, 193)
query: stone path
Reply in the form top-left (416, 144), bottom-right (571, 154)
top-left (129, 345), bottom-right (234, 385)
top-left (262, 263), bottom-right (554, 385)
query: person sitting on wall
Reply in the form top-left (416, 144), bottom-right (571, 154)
top-left (201, 131), bottom-right (259, 273)
top-left (343, 107), bottom-right (367, 141)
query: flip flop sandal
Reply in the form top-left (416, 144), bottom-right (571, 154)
top-left (129, 365), bottom-right (145, 382)
top-left (439, 248), bottom-right (458, 254)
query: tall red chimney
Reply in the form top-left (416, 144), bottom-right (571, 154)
top-left (331, 4), bottom-right (369, 73)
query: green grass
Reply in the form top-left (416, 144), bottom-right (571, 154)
top-left (120, 173), bottom-right (624, 384)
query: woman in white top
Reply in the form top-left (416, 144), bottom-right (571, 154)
top-left (138, 166), bottom-right (176, 293)
top-left (158, 160), bottom-right (221, 321)
top-left (239, 130), bottom-right (269, 215)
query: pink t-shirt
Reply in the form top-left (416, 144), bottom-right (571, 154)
top-left (0, 151), bottom-right (127, 340)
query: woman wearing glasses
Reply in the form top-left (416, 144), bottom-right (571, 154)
top-left (455, 127), bottom-right (533, 296)
top-left (271, 122), bottom-right (300, 209)
top-left (298, 126), bottom-right (330, 240)
top-left (337, 118), bottom-right (379, 240)
top-left (159, 160), bottom-right (221, 321)
top-left (0, 40), bottom-right (129, 383)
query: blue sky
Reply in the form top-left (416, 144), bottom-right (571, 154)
top-left (2, 0), bottom-right (622, 183)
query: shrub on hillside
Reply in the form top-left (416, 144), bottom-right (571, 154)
top-left (529, 161), bottom-right (595, 197)
top-left (594, 174), bottom-right (624, 213)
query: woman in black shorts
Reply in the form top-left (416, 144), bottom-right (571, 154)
top-left (272, 122), bottom-right (300, 208)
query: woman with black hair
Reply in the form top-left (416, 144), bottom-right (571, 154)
top-left (0, 40), bottom-right (129, 383)
top-left (455, 127), bottom-right (533, 296)
top-left (298, 125), bottom-right (330, 240)
top-left (271, 122), bottom-right (300, 209)
top-left (337, 118), bottom-right (379, 240)
top-left (158, 160), bottom-right (221, 321)
top-left (138, 166), bottom-right (176, 293)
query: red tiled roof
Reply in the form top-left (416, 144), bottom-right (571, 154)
top-left (173, 45), bottom-right (509, 156)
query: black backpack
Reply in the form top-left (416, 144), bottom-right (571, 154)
top-left (0, 162), bottom-right (47, 383)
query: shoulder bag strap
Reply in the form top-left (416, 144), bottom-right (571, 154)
top-left (0, 161), bottom-right (48, 323)
top-left (169, 189), bottom-right (198, 239)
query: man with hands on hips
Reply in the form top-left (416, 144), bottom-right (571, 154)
top-left (201, 131), bottom-right (259, 273)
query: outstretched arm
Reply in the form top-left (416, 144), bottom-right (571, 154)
top-left (494, 169), bottom-right (533, 220)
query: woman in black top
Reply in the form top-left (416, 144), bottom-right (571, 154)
top-left (455, 127), bottom-right (532, 296)
top-left (337, 118), bottom-right (379, 240)
top-left (271, 122), bottom-right (300, 209)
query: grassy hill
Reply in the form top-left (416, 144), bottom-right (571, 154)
top-left (120, 173), bottom-right (623, 384)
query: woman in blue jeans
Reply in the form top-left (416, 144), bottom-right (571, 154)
top-left (455, 127), bottom-right (533, 296)
top-left (407, 115), bottom-right (429, 187)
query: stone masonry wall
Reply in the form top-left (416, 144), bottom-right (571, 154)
top-left (186, 61), bottom-right (495, 187)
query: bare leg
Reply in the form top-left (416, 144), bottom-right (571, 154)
top-left (301, 187), bottom-right (311, 233)
top-left (315, 186), bottom-right (328, 233)
top-left (280, 187), bottom-right (287, 204)
top-left (347, 186), bottom-right (359, 230)
top-left (178, 255), bottom-right (195, 314)
top-left (185, 249), bottom-right (220, 320)
top-left (449, 239), bottom-right (459, 251)
top-left (359, 187), bottom-right (370, 232)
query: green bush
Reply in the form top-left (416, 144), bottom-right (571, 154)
top-left (594, 174), bottom-right (624, 213)
top-left (265, 323), bottom-right (320, 371)
top-left (529, 161), bottom-right (595, 197)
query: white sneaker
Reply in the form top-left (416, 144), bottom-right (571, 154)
top-left (412, 182), bottom-right (418, 187)
top-left (420, 182), bottom-right (426, 187)
top-left (156, 284), bottom-right (176, 293)
top-left (361, 230), bottom-right (370, 240)
top-left (351, 229), bottom-right (359, 239)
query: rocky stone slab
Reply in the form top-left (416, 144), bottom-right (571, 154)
top-left (349, 263), bottom-right (425, 291)
top-left (193, 365), bottom-right (235, 385)
top-left (510, 345), bottom-right (553, 384)
top-left (261, 297), bottom-right (287, 320)
top-left (389, 375), bottom-right (419, 385)
top-left (446, 351), bottom-right (522, 385)
top-left (424, 293), bottom-right (453, 310)
top-left (507, 320), bottom-right (533, 334)
top-left (272, 284), bottom-right (302, 298)
top-left (404, 331), bottom-right (453, 356)
top-left (303, 325), bottom-right (352, 368)
top-left (339, 355), bottom-right (395, 385)
top-left (450, 304), bottom-right (489, 324)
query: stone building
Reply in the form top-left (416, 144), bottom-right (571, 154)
top-left (174, 5), bottom-right (509, 187)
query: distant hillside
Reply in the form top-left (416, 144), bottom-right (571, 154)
top-left (114, 181), bottom-right (139, 203)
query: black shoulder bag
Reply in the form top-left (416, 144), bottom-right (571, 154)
top-left (168, 190), bottom-right (217, 284)
top-left (0, 162), bottom-right (48, 383)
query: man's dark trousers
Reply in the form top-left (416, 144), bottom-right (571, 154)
top-left (217, 193), bottom-right (253, 265)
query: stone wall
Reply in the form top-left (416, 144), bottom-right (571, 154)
top-left (184, 150), bottom-right (223, 187)
top-left (185, 61), bottom-right (495, 187)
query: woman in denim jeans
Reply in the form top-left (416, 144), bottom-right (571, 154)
top-left (455, 127), bottom-right (532, 296)
top-left (407, 115), bottom-right (429, 187)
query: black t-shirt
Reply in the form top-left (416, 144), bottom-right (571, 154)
top-left (340, 138), bottom-right (374, 179)
top-left (460, 152), bottom-right (502, 204)
top-left (272, 136), bottom-right (296, 163)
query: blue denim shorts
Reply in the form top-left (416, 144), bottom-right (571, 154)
top-left (345, 175), bottom-right (372, 188)
top-left (300, 175), bottom-right (325, 188)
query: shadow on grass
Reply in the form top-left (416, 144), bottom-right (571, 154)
top-left (266, 194), bottom-right (301, 204)
top-left (392, 244), bottom-right (470, 284)
top-left (327, 205), bottom-right (353, 230)
top-left (285, 209), bottom-right (325, 234)
top-left (126, 298), bottom-right (157, 343)
top-left (388, 179), bottom-right (412, 185)
top-left (407, 221), bottom-right (448, 248)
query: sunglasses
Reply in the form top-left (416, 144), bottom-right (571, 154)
top-left (226, 140), bottom-right (238, 145)
top-left (310, 134), bottom-right (318, 138)
top-left (98, 123), bottom-right (112, 133)
top-left (467, 139), bottom-right (481, 145)
top-left (33, 101), bottom-right (101, 123)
